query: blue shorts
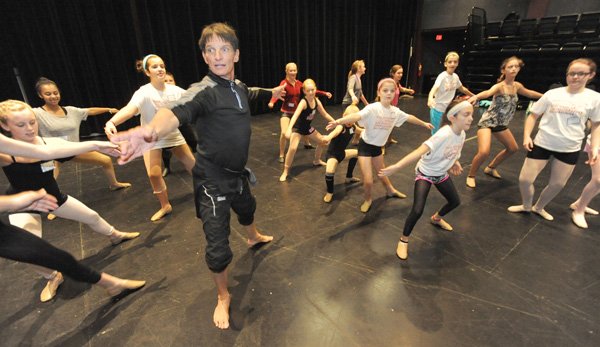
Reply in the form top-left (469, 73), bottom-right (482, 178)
top-left (430, 108), bottom-right (444, 134)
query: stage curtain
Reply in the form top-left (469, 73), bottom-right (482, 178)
top-left (2, 0), bottom-right (419, 135)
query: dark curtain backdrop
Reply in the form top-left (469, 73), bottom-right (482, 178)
top-left (2, 0), bottom-right (419, 136)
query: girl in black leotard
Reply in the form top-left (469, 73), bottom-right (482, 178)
top-left (0, 99), bottom-right (143, 302)
top-left (279, 79), bottom-right (336, 182)
top-left (323, 105), bottom-right (362, 203)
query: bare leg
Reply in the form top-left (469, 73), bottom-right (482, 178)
top-left (358, 156), bottom-right (373, 211)
top-left (280, 133), bottom-right (301, 181)
top-left (302, 135), bottom-right (312, 147)
top-left (143, 150), bottom-right (172, 221)
top-left (372, 155), bottom-right (406, 198)
top-left (73, 151), bottom-right (131, 190)
top-left (309, 131), bottom-right (326, 166)
top-left (468, 128), bottom-right (492, 178)
top-left (279, 116), bottom-right (290, 159)
top-left (212, 269), bottom-right (231, 329)
top-left (488, 129), bottom-right (519, 170)
top-left (170, 143), bottom-right (196, 174)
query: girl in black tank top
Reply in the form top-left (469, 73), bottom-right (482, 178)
top-left (279, 79), bottom-right (337, 182)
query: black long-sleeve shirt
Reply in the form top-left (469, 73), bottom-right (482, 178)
top-left (170, 72), bottom-right (270, 188)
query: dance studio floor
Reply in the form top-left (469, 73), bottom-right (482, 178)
top-left (1, 96), bottom-right (598, 346)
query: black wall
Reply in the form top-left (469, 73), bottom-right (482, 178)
top-left (1, 0), bottom-right (419, 134)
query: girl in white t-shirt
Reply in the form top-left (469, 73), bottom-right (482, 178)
top-left (33, 77), bottom-right (130, 191)
top-left (508, 58), bottom-right (600, 221)
top-left (327, 78), bottom-right (433, 213)
top-left (379, 100), bottom-right (473, 260)
top-left (570, 134), bottom-right (600, 228)
top-left (105, 55), bottom-right (196, 221)
top-left (427, 52), bottom-right (474, 134)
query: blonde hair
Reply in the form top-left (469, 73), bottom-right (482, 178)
top-left (348, 60), bottom-right (365, 78)
top-left (445, 51), bottom-right (459, 62)
top-left (302, 78), bottom-right (316, 90)
top-left (0, 100), bottom-right (33, 125)
top-left (285, 62), bottom-right (297, 72)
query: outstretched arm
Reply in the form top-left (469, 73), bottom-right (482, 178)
top-left (468, 83), bottom-right (501, 104)
top-left (0, 133), bottom-right (118, 160)
top-left (406, 115), bottom-right (434, 130)
top-left (0, 189), bottom-right (58, 213)
top-left (516, 82), bottom-right (543, 100)
top-left (458, 85), bottom-right (475, 97)
top-left (105, 104), bottom-right (139, 137)
top-left (316, 100), bottom-right (336, 123)
top-left (87, 107), bottom-right (119, 116)
top-left (379, 144), bottom-right (430, 177)
top-left (326, 112), bottom-right (361, 131)
top-left (109, 108), bottom-right (180, 164)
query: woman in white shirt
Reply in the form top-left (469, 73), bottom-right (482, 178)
top-left (105, 55), bottom-right (195, 221)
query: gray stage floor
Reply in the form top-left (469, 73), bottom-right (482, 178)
top-left (1, 96), bottom-right (599, 346)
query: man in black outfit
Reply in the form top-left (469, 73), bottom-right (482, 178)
top-left (112, 22), bottom-right (284, 330)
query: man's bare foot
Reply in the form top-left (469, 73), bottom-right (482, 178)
top-left (312, 160), bottom-right (326, 166)
top-left (248, 233), bottom-right (273, 247)
top-left (214, 294), bottom-right (231, 329)
top-left (279, 172), bottom-right (288, 182)
top-left (109, 182), bottom-right (132, 191)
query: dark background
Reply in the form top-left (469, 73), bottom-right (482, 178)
top-left (1, 0), bottom-right (419, 134)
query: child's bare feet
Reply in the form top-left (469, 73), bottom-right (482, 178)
top-left (214, 293), bottom-right (231, 329)
top-left (248, 233), bottom-right (273, 247)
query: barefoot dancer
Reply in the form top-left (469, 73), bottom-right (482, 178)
top-left (111, 23), bottom-right (285, 330)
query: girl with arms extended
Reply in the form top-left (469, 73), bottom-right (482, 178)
top-left (380, 100), bottom-right (473, 260)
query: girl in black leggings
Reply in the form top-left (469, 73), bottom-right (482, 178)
top-left (380, 100), bottom-right (474, 260)
top-left (0, 190), bottom-right (144, 296)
